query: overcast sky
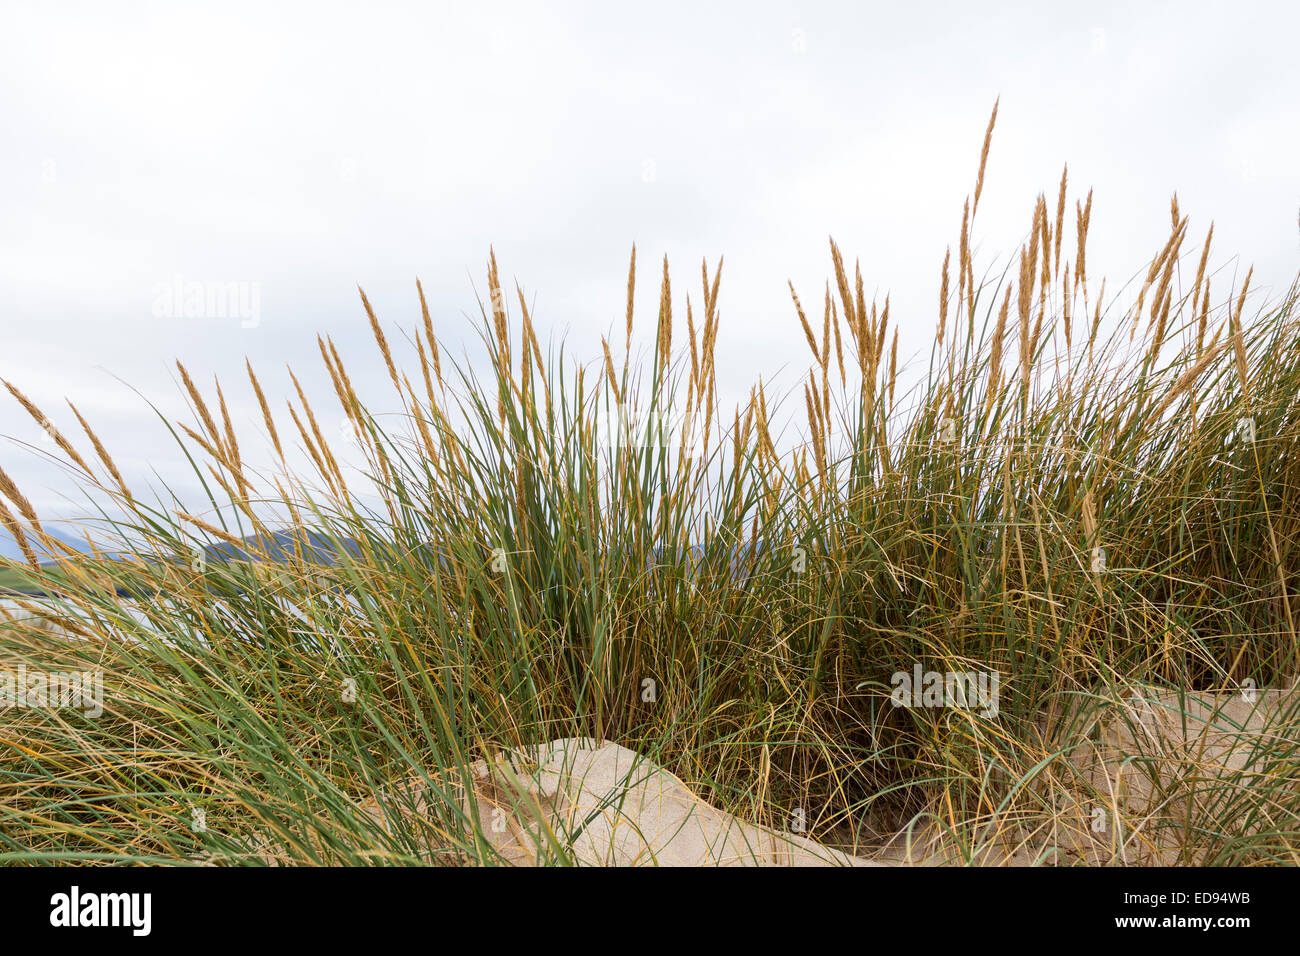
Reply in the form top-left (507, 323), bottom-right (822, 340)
top-left (2, 0), bottom-right (1298, 524)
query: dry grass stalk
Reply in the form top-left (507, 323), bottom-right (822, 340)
top-left (986, 285), bottom-right (1011, 416)
top-left (625, 245), bottom-right (637, 355)
top-left (247, 360), bottom-right (285, 462)
top-left (1088, 278), bottom-right (1106, 363)
top-left (359, 287), bottom-right (402, 394)
top-left (938, 248), bottom-right (951, 345)
top-left (1231, 267), bottom-right (1254, 400)
top-left (656, 255), bottom-right (672, 377)
top-left (828, 240), bottom-right (858, 361)
top-left (959, 200), bottom-right (971, 324)
top-left (1075, 189), bottom-right (1093, 305)
top-left (685, 298), bottom-right (700, 403)
top-left (283, 401), bottom-right (336, 496)
top-left (1198, 280), bottom-right (1210, 354)
top-left (286, 367), bottom-right (341, 486)
top-left (0, 463), bottom-right (41, 530)
top-left (3, 378), bottom-right (95, 476)
top-left (602, 336), bottom-right (622, 405)
top-left (0, 498), bottom-right (39, 569)
top-left (401, 373), bottom-right (441, 471)
top-left (1190, 225), bottom-right (1214, 320)
top-left (1037, 194), bottom-right (1051, 320)
top-left (1063, 263), bottom-right (1073, 350)
top-left (416, 279), bottom-right (444, 392)
top-left (888, 328), bottom-right (899, 408)
top-left (972, 98), bottom-right (999, 217)
top-left (173, 363), bottom-right (223, 449)
top-left (1053, 165), bottom-right (1068, 275)
top-left (830, 289), bottom-right (846, 388)
top-left (1149, 337), bottom-right (1227, 423)
top-left (487, 249), bottom-right (511, 376)
top-left (66, 402), bottom-right (131, 499)
top-left (175, 511), bottom-right (248, 549)
top-left (790, 282), bottom-right (819, 362)
top-left (1080, 487), bottom-right (1098, 549)
top-left (213, 378), bottom-right (252, 497)
top-left (178, 423), bottom-right (222, 464)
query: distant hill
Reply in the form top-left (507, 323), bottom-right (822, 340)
top-left (0, 524), bottom-right (100, 564)
top-left (197, 529), bottom-right (363, 565)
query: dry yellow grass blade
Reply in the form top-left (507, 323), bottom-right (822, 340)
top-left (0, 463), bottom-right (41, 530)
top-left (625, 244), bottom-right (637, 355)
top-left (411, 331), bottom-right (439, 425)
top-left (959, 199), bottom-right (971, 322)
top-left (700, 264), bottom-right (721, 399)
top-left (66, 402), bottom-right (131, 500)
top-left (972, 97), bottom-right (999, 218)
top-left (198, 461), bottom-right (263, 532)
top-left (830, 289), bottom-right (846, 389)
top-left (875, 297), bottom-right (890, 376)
top-left (888, 328), bottom-right (899, 409)
top-left (1231, 266), bottom-right (1254, 399)
top-left (317, 334), bottom-right (353, 421)
top-left (323, 339), bottom-right (375, 462)
top-left (513, 282), bottom-right (536, 402)
top-left (700, 373), bottom-right (716, 459)
top-left (283, 400), bottom-right (337, 497)
top-left (938, 247), bottom-right (951, 345)
top-left (789, 282), bottom-right (819, 361)
top-left (754, 381), bottom-right (777, 464)
top-left (173, 362), bottom-right (223, 449)
top-left (656, 254), bottom-right (672, 377)
top-left (401, 372), bottom-right (441, 473)
top-left (1197, 279), bottom-right (1211, 354)
top-left (1190, 224), bottom-right (1214, 320)
top-left (1148, 288), bottom-right (1174, 367)
top-left (1075, 189), bottom-right (1093, 305)
top-left (521, 302), bottom-right (550, 414)
top-left (1053, 165), bottom-right (1068, 276)
top-left (1088, 278), bottom-right (1106, 363)
top-left (487, 248), bottom-right (511, 378)
top-left (3, 378), bottom-right (96, 477)
top-left (1018, 196), bottom-right (1044, 398)
top-left (1062, 263), bottom-right (1073, 351)
top-left (286, 367), bottom-right (336, 474)
top-left (175, 511), bottom-right (248, 549)
top-left (685, 298), bottom-right (700, 403)
top-left (1149, 336), bottom-right (1227, 423)
top-left (803, 382), bottom-right (825, 477)
top-left (0, 498), bottom-right (39, 569)
top-left (213, 377), bottom-right (252, 497)
top-left (359, 286), bottom-right (402, 394)
top-left (985, 285), bottom-right (1012, 417)
top-left (601, 336), bottom-right (622, 405)
top-left (283, 364), bottom-right (348, 495)
top-left (702, 257), bottom-right (720, 318)
top-left (329, 340), bottom-right (367, 436)
top-left (246, 360), bottom-right (285, 462)
top-left (1131, 219), bottom-right (1187, 341)
top-left (214, 378), bottom-right (240, 474)
top-left (820, 286), bottom-right (832, 373)
top-left (178, 423), bottom-right (222, 465)
top-left (416, 279), bottom-right (444, 392)
top-left (828, 238), bottom-right (858, 351)
top-left (1037, 194), bottom-right (1051, 317)
top-left (1018, 241), bottom-right (1036, 351)
top-left (1080, 487), bottom-right (1098, 549)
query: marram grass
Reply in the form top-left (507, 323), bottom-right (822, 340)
top-left (2, 108), bottom-right (1298, 865)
